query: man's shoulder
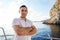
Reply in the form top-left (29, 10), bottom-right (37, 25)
top-left (13, 18), bottom-right (20, 20)
top-left (27, 19), bottom-right (32, 22)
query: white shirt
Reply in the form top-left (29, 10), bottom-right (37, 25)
top-left (12, 18), bottom-right (33, 40)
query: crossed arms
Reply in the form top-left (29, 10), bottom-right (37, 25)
top-left (13, 25), bottom-right (37, 36)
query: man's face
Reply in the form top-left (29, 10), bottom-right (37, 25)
top-left (19, 7), bottom-right (28, 18)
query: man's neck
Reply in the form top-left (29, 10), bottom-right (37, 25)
top-left (20, 17), bottom-right (26, 21)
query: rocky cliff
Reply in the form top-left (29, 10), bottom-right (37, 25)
top-left (43, 0), bottom-right (60, 24)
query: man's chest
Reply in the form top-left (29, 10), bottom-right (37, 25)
top-left (18, 20), bottom-right (32, 27)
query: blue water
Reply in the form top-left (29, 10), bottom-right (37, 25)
top-left (0, 21), bottom-right (60, 40)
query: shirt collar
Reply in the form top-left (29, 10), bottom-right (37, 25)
top-left (19, 17), bottom-right (28, 22)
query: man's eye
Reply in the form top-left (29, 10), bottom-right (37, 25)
top-left (22, 10), bottom-right (24, 12)
top-left (25, 10), bottom-right (27, 12)
top-left (21, 10), bottom-right (27, 12)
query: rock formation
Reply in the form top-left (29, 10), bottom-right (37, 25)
top-left (43, 0), bottom-right (60, 24)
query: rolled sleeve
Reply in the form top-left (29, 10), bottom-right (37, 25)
top-left (12, 19), bottom-right (20, 26)
top-left (29, 21), bottom-right (34, 27)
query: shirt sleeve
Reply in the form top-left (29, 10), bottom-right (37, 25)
top-left (12, 18), bottom-right (20, 26)
top-left (30, 21), bottom-right (34, 26)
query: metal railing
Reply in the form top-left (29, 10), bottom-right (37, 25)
top-left (0, 27), bottom-right (7, 40)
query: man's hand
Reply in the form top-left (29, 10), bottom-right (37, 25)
top-left (28, 26), bottom-right (37, 35)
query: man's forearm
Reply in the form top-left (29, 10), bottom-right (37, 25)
top-left (19, 26), bottom-right (37, 35)
top-left (13, 25), bottom-right (36, 35)
top-left (16, 27), bottom-right (33, 35)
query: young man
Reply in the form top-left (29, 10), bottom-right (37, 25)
top-left (12, 5), bottom-right (37, 40)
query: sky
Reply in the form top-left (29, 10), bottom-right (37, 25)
top-left (0, 0), bottom-right (56, 35)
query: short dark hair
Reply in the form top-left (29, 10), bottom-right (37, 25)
top-left (20, 5), bottom-right (27, 9)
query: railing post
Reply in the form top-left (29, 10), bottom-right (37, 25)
top-left (0, 27), bottom-right (7, 40)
